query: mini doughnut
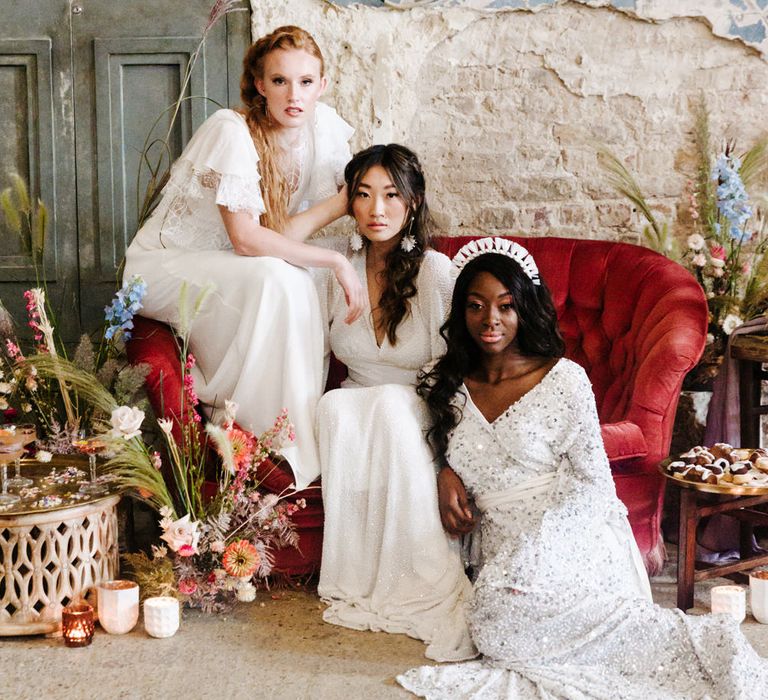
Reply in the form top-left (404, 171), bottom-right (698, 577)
top-left (754, 456), bottom-right (768, 473)
top-left (694, 450), bottom-right (716, 465)
top-left (710, 443), bottom-right (734, 460)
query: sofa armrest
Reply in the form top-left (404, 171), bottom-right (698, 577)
top-left (601, 421), bottom-right (648, 464)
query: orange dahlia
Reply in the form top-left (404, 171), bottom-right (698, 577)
top-left (226, 427), bottom-right (256, 470)
top-left (222, 539), bottom-right (260, 579)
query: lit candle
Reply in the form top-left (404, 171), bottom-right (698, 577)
top-left (62, 603), bottom-right (95, 647)
top-left (710, 585), bottom-right (746, 623)
top-left (143, 596), bottom-right (180, 638)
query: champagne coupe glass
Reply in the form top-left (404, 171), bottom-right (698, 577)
top-left (0, 427), bottom-right (23, 505)
top-left (6, 423), bottom-right (36, 489)
top-left (71, 431), bottom-right (108, 495)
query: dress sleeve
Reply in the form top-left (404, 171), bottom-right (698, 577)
top-left (307, 236), bottom-right (350, 383)
top-left (154, 110), bottom-right (267, 250)
top-left (171, 109), bottom-right (266, 218)
top-left (419, 251), bottom-right (454, 360)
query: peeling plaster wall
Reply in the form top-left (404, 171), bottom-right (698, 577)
top-left (250, 0), bottom-right (768, 241)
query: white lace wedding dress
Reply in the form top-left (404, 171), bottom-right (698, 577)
top-left (315, 248), bottom-right (475, 662)
top-left (123, 104), bottom-right (353, 489)
top-left (399, 358), bottom-right (768, 698)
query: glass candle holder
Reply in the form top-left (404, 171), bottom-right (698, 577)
top-left (62, 603), bottom-right (95, 647)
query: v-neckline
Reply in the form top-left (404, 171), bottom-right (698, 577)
top-left (357, 252), bottom-right (387, 350)
top-left (462, 358), bottom-right (564, 426)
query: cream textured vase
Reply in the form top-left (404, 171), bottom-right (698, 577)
top-left (97, 580), bottom-right (139, 634)
top-left (143, 596), bottom-right (179, 638)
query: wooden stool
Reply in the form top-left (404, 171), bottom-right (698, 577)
top-left (663, 468), bottom-right (768, 611)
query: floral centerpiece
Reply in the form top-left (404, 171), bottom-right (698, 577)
top-left (599, 99), bottom-right (768, 387)
top-left (26, 281), bottom-right (305, 612)
top-left (123, 402), bottom-right (304, 612)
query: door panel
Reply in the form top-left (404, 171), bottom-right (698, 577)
top-left (93, 36), bottom-right (209, 280)
top-left (0, 1), bottom-right (250, 339)
top-left (0, 24), bottom-right (76, 337)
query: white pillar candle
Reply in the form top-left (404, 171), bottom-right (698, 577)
top-left (710, 585), bottom-right (746, 623)
top-left (749, 571), bottom-right (768, 624)
top-left (143, 596), bottom-right (180, 638)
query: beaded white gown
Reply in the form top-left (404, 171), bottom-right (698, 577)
top-left (123, 104), bottom-right (353, 489)
top-left (315, 248), bottom-right (475, 662)
top-left (399, 358), bottom-right (768, 699)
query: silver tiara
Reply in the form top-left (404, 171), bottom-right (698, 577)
top-left (451, 237), bottom-right (541, 285)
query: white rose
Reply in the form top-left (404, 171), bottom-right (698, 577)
top-left (687, 233), bottom-right (705, 251)
top-left (159, 513), bottom-right (200, 553)
top-left (109, 405), bottom-right (144, 440)
top-left (35, 450), bottom-right (53, 463)
top-left (691, 253), bottom-right (706, 268)
top-left (721, 314), bottom-right (743, 336)
top-left (0, 381), bottom-right (11, 393)
top-left (710, 258), bottom-right (726, 269)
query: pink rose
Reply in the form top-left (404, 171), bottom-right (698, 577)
top-left (710, 245), bottom-right (726, 261)
top-left (178, 578), bottom-right (198, 595)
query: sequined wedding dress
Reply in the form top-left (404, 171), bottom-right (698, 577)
top-left (315, 249), bottom-right (475, 662)
top-left (399, 358), bottom-right (768, 699)
top-left (124, 104), bottom-right (353, 489)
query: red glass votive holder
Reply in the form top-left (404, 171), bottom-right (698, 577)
top-left (62, 603), bottom-right (95, 647)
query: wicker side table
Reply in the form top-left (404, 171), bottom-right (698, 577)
top-left (0, 458), bottom-right (120, 635)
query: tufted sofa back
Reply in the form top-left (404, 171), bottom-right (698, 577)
top-left (128, 234), bottom-right (708, 574)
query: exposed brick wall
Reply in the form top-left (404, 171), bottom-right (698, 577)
top-left (251, 0), bottom-right (768, 242)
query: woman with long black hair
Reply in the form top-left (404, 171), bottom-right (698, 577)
top-left (316, 144), bottom-right (474, 663)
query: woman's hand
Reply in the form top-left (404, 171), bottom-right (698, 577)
top-left (438, 466), bottom-right (476, 538)
top-left (333, 255), bottom-right (364, 324)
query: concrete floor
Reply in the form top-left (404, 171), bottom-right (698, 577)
top-left (2, 553), bottom-right (768, 699)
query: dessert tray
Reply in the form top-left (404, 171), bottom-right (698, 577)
top-left (660, 443), bottom-right (768, 495)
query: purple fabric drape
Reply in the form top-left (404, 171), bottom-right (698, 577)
top-left (704, 316), bottom-right (768, 446)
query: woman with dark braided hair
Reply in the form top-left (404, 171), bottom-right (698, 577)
top-left (124, 26), bottom-right (363, 489)
top-left (399, 240), bottom-right (768, 699)
top-left (315, 144), bottom-right (474, 663)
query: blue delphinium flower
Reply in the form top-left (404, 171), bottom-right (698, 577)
top-left (104, 275), bottom-right (147, 341)
top-left (712, 154), bottom-right (753, 243)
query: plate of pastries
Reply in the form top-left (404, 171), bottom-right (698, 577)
top-left (662, 443), bottom-right (768, 493)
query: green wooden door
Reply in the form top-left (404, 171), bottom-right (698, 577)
top-left (0, 0), bottom-right (250, 340)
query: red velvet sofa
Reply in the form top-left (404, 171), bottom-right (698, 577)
top-left (126, 235), bottom-right (708, 576)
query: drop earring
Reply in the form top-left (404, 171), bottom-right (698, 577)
top-left (400, 217), bottom-right (416, 253)
top-left (350, 230), bottom-right (364, 252)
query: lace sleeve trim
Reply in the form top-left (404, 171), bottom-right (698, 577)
top-left (157, 159), bottom-right (265, 250)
